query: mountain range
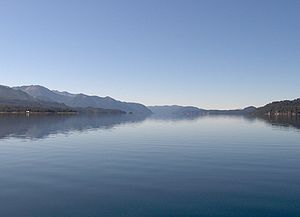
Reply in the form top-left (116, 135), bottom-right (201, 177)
top-left (148, 105), bottom-right (257, 117)
top-left (13, 85), bottom-right (151, 114)
top-left (0, 85), bottom-right (150, 114)
top-left (148, 105), bottom-right (206, 117)
top-left (1, 84), bottom-right (300, 117)
top-left (0, 85), bottom-right (76, 113)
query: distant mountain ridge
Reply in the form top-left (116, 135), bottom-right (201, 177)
top-left (13, 85), bottom-right (152, 114)
top-left (205, 106), bottom-right (256, 115)
top-left (148, 105), bottom-right (206, 117)
top-left (149, 101), bottom-right (300, 117)
top-left (148, 105), bottom-right (256, 116)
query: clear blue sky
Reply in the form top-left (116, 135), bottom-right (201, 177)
top-left (0, 0), bottom-right (299, 109)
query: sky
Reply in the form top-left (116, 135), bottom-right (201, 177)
top-left (0, 0), bottom-right (299, 109)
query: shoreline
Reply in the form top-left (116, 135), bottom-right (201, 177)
top-left (0, 111), bottom-right (78, 115)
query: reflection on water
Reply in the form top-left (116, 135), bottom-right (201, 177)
top-left (259, 115), bottom-right (300, 130)
top-left (148, 113), bottom-right (203, 121)
top-left (0, 114), bottom-right (148, 139)
top-left (0, 114), bottom-right (300, 140)
top-left (0, 114), bottom-right (300, 217)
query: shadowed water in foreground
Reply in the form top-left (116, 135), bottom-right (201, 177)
top-left (0, 114), bottom-right (299, 217)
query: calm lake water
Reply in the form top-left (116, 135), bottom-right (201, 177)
top-left (0, 114), bottom-right (300, 217)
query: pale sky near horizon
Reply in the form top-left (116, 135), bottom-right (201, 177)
top-left (0, 0), bottom-right (299, 109)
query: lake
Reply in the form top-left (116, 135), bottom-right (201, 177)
top-left (0, 114), bottom-right (299, 217)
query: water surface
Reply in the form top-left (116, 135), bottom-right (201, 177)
top-left (0, 115), bottom-right (299, 217)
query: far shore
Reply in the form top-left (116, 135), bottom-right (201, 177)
top-left (0, 111), bottom-right (78, 115)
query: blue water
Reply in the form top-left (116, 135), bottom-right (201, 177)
top-left (0, 115), bottom-right (299, 217)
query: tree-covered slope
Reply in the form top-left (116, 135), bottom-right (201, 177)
top-left (14, 85), bottom-right (152, 114)
top-left (256, 99), bottom-right (300, 115)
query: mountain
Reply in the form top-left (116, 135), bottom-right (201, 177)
top-left (148, 105), bottom-right (206, 117)
top-left (256, 99), bottom-right (300, 116)
top-left (0, 85), bottom-right (34, 101)
top-left (14, 85), bottom-right (152, 114)
top-left (0, 85), bottom-right (75, 113)
top-left (148, 105), bottom-right (257, 117)
top-left (0, 85), bottom-right (126, 114)
top-left (13, 85), bottom-right (67, 102)
top-left (206, 106), bottom-right (256, 115)
top-left (3, 84), bottom-right (300, 117)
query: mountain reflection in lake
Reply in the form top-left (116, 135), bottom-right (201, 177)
top-left (0, 114), bottom-right (148, 139)
top-left (1, 114), bottom-right (299, 140)
top-left (259, 115), bottom-right (300, 131)
top-left (0, 114), bottom-right (299, 217)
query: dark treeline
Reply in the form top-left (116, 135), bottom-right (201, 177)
top-left (0, 99), bottom-right (75, 113)
top-left (256, 99), bottom-right (300, 116)
top-left (0, 105), bottom-right (75, 113)
top-left (0, 104), bottom-right (125, 114)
